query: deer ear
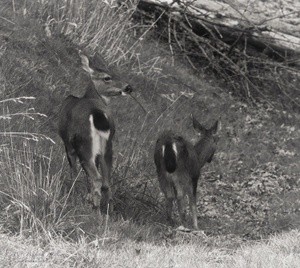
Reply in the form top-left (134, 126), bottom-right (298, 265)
top-left (210, 120), bottom-right (219, 134)
top-left (79, 51), bottom-right (94, 74)
top-left (191, 114), bottom-right (206, 134)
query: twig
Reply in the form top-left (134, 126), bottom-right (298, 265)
top-left (0, 15), bottom-right (15, 24)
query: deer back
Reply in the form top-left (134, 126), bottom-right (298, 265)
top-left (58, 96), bottom-right (115, 146)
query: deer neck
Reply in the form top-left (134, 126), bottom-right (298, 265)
top-left (194, 137), bottom-right (214, 163)
top-left (83, 84), bottom-right (110, 105)
top-left (194, 139), bottom-right (204, 157)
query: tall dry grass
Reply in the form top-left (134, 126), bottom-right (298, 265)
top-left (0, 96), bottom-right (74, 239)
top-left (5, 0), bottom-right (165, 77)
top-left (34, 0), bottom-right (156, 67)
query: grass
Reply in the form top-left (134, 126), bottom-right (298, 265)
top-left (1, 229), bottom-right (300, 267)
top-left (0, 131), bottom-right (69, 238)
top-left (0, 0), bottom-right (299, 266)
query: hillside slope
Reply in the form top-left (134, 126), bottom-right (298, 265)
top-left (0, 0), bottom-right (299, 258)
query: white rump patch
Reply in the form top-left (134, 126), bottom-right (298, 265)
top-left (172, 142), bottom-right (178, 157)
top-left (89, 115), bottom-right (110, 160)
top-left (162, 145), bottom-right (165, 157)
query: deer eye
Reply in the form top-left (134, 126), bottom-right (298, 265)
top-left (103, 76), bottom-right (112, 82)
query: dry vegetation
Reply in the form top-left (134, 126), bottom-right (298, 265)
top-left (1, 229), bottom-right (300, 267)
top-left (0, 0), bottom-right (299, 266)
top-left (135, 0), bottom-right (300, 108)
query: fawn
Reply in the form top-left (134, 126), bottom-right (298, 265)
top-left (154, 116), bottom-right (218, 229)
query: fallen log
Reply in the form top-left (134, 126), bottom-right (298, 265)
top-left (135, 0), bottom-right (300, 66)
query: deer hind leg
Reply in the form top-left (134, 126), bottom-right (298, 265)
top-left (81, 159), bottom-right (102, 209)
top-left (76, 137), bottom-right (102, 210)
top-left (104, 140), bottom-right (113, 213)
top-left (176, 194), bottom-right (186, 226)
top-left (188, 190), bottom-right (198, 230)
top-left (166, 197), bottom-right (174, 225)
top-left (96, 154), bottom-right (112, 214)
top-left (158, 173), bottom-right (175, 224)
top-left (65, 145), bottom-right (77, 177)
top-left (164, 182), bottom-right (175, 224)
top-left (63, 144), bottom-right (78, 196)
top-left (173, 174), bottom-right (186, 226)
top-left (189, 177), bottom-right (199, 230)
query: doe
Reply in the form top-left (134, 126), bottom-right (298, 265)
top-left (58, 51), bottom-right (132, 213)
top-left (154, 116), bottom-right (218, 229)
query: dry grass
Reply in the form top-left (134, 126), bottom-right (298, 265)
top-left (32, 0), bottom-right (157, 69)
top-left (1, 229), bottom-right (300, 267)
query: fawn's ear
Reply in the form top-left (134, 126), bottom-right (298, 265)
top-left (191, 114), bottom-right (207, 135)
top-left (209, 120), bottom-right (219, 134)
